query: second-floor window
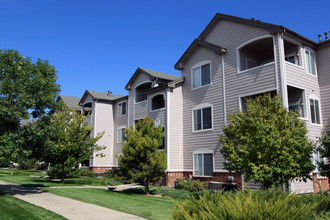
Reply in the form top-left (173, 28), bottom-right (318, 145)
top-left (193, 104), bottom-right (212, 131)
top-left (118, 102), bottom-right (127, 116)
top-left (192, 62), bottom-right (211, 89)
top-left (310, 99), bottom-right (321, 124)
top-left (305, 49), bottom-right (317, 76)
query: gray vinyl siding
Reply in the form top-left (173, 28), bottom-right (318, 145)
top-left (113, 98), bottom-right (128, 166)
top-left (128, 72), bottom-right (151, 125)
top-left (291, 178), bottom-right (313, 193)
top-left (317, 45), bottom-right (330, 125)
top-left (285, 51), bottom-right (322, 141)
top-left (169, 85), bottom-right (184, 170)
top-left (181, 46), bottom-right (224, 171)
top-left (181, 20), bottom-right (278, 172)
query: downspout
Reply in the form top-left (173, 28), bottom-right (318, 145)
top-left (92, 99), bottom-right (98, 167)
top-left (221, 54), bottom-right (227, 125)
top-left (277, 33), bottom-right (288, 108)
top-left (166, 88), bottom-right (171, 171)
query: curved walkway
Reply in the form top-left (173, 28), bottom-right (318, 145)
top-left (0, 180), bottom-right (145, 220)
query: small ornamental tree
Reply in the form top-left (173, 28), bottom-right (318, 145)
top-left (317, 118), bottom-right (330, 178)
top-left (219, 94), bottom-right (314, 188)
top-left (117, 117), bottom-right (166, 194)
top-left (23, 108), bottom-right (105, 183)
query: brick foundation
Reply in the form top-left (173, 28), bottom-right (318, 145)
top-left (89, 166), bottom-right (115, 173)
top-left (166, 171), bottom-right (244, 189)
top-left (313, 172), bottom-right (329, 193)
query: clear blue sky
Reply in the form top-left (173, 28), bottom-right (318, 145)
top-left (1, 0), bottom-right (329, 98)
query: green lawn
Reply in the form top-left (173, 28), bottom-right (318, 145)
top-left (44, 188), bottom-right (176, 220)
top-left (0, 191), bottom-right (65, 220)
top-left (0, 168), bottom-right (110, 187)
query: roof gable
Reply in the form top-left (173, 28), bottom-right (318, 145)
top-left (125, 67), bottom-right (180, 90)
top-left (79, 90), bottom-right (125, 105)
top-left (175, 13), bottom-right (320, 70)
top-left (57, 95), bottom-right (81, 109)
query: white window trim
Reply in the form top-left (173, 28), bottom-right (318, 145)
top-left (191, 60), bottom-right (212, 90)
top-left (283, 37), bottom-right (302, 67)
top-left (149, 92), bottom-right (166, 112)
top-left (117, 101), bottom-right (127, 117)
top-left (236, 35), bottom-right (274, 74)
top-left (287, 83), bottom-right (308, 120)
top-left (192, 103), bottom-right (213, 133)
top-left (134, 81), bottom-right (152, 104)
top-left (304, 47), bottom-right (318, 78)
top-left (308, 96), bottom-right (322, 126)
top-left (192, 149), bottom-right (214, 177)
top-left (117, 126), bottom-right (126, 143)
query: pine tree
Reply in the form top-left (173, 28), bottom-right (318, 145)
top-left (117, 117), bottom-right (166, 194)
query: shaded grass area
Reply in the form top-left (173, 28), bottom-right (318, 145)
top-left (0, 191), bottom-right (65, 220)
top-left (0, 168), bottom-right (111, 187)
top-left (44, 188), bottom-right (176, 220)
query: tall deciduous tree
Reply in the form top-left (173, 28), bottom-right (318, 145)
top-left (117, 117), bottom-right (166, 194)
top-left (317, 119), bottom-right (330, 178)
top-left (0, 49), bottom-right (60, 166)
top-left (219, 94), bottom-right (314, 188)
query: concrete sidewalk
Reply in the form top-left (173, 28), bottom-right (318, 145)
top-left (0, 180), bottom-right (145, 220)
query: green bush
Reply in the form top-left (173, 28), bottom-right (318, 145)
top-left (173, 189), bottom-right (330, 220)
top-left (175, 178), bottom-right (207, 192)
top-left (70, 169), bottom-right (96, 178)
top-left (103, 168), bottom-right (132, 184)
top-left (47, 164), bottom-right (72, 179)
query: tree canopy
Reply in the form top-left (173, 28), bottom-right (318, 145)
top-left (116, 117), bottom-right (166, 194)
top-left (317, 118), bottom-right (330, 179)
top-left (22, 108), bottom-right (105, 183)
top-left (219, 94), bottom-right (314, 188)
top-left (0, 49), bottom-right (60, 164)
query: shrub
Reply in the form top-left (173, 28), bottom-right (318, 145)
top-left (173, 189), bottom-right (330, 220)
top-left (103, 168), bottom-right (132, 184)
top-left (70, 169), bottom-right (96, 178)
top-left (175, 178), bottom-right (207, 192)
top-left (47, 164), bottom-right (72, 179)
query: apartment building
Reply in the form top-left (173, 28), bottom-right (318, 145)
top-left (60, 13), bottom-right (330, 193)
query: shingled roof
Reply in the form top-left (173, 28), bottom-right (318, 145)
top-left (57, 95), bottom-right (82, 109)
top-left (125, 67), bottom-right (180, 90)
top-left (79, 90), bottom-right (126, 105)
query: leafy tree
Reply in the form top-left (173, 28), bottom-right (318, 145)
top-left (317, 118), bottom-right (330, 178)
top-left (22, 108), bottom-right (105, 183)
top-left (0, 49), bottom-right (60, 167)
top-left (219, 94), bottom-right (314, 189)
top-left (117, 117), bottom-right (166, 194)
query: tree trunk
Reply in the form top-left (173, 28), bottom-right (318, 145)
top-left (10, 163), bottom-right (13, 175)
top-left (61, 163), bottom-right (65, 184)
top-left (144, 181), bottom-right (149, 195)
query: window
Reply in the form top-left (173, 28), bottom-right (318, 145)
top-left (194, 152), bottom-right (213, 176)
top-left (117, 127), bottom-right (126, 143)
top-left (313, 151), bottom-right (324, 177)
top-left (284, 39), bottom-right (301, 66)
top-left (159, 127), bottom-right (165, 150)
top-left (193, 105), bottom-right (212, 131)
top-left (118, 102), bottom-right (127, 116)
top-left (151, 94), bottom-right (165, 111)
top-left (305, 49), bottom-right (317, 76)
top-left (192, 62), bottom-right (211, 89)
top-left (310, 99), bottom-right (321, 124)
top-left (287, 86), bottom-right (306, 118)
